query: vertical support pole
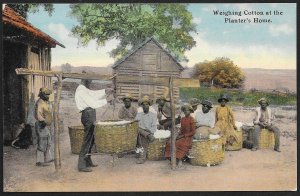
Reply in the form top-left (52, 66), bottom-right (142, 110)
top-left (53, 73), bottom-right (63, 169)
top-left (169, 76), bottom-right (176, 170)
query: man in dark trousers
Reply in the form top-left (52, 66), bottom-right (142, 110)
top-left (75, 77), bottom-right (113, 172)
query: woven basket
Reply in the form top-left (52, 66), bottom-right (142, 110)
top-left (189, 137), bottom-right (225, 166)
top-left (225, 130), bottom-right (243, 151)
top-left (248, 128), bottom-right (275, 149)
top-left (68, 125), bottom-right (84, 154)
top-left (147, 138), bottom-right (168, 161)
top-left (259, 128), bottom-right (275, 149)
top-left (94, 120), bottom-right (138, 154)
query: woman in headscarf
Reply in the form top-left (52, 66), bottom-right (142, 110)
top-left (165, 104), bottom-right (196, 168)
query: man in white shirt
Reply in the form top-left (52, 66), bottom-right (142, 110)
top-left (252, 98), bottom-right (280, 152)
top-left (135, 95), bottom-right (157, 164)
top-left (193, 100), bottom-right (221, 140)
top-left (75, 78), bottom-right (113, 172)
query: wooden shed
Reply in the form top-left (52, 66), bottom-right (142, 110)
top-left (112, 37), bottom-right (184, 101)
top-left (2, 6), bottom-right (65, 142)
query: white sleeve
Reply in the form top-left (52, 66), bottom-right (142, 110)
top-left (87, 89), bottom-right (106, 100)
top-left (78, 93), bottom-right (107, 109)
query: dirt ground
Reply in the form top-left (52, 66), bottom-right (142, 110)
top-left (3, 91), bottom-right (297, 192)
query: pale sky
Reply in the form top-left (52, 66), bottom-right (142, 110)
top-left (26, 3), bottom-right (296, 69)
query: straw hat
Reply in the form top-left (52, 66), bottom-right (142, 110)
top-left (139, 95), bottom-right (152, 106)
top-left (258, 97), bottom-right (269, 106)
top-left (189, 98), bottom-right (201, 106)
top-left (156, 95), bottom-right (170, 103)
top-left (122, 93), bottom-right (135, 102)
top-left (181, 104), bottom-right (194, 112)
top-left (39, 87), bottom-right (51, 95)
top-left (218, 94), bottom-right (230, 103)
top-left (201, 100), bottom-right (213, 108)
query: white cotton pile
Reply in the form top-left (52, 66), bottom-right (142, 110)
top-left (154, 130), bottom-right (171, 139)
top-left (96, 120), bottom-right (131, 125)
top-left (209, 134), bottom-right (220, 140)
top-left (244, 122), bottom-right (254, 126)
top-left (235, 121), bottom-right (244, 131)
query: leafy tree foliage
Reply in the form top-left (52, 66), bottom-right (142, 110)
top-left (61, 63), bottom-right (72, 73)
top-left (6, 4), bottom-right (54, 19)
top-left (192, 57), bottom-right (245, 89)
top-left (69, 3), bottom-right (196, 60)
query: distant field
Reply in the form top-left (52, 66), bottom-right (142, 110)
top-left (182, 68), bottom-right (296, 92)
top-left (53, 66), bottom-right (296, 92)
top-left (242, 68), bottom-right (296, 92)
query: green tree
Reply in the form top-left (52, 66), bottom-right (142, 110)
top-left (6, 4), bottom-right (54, 18)
top-left (61, 63), bottom-right (72, 73)
top-left (69, 3), bottom-right (196, 60)
top-left (192, 57), bottom-right (245, 89)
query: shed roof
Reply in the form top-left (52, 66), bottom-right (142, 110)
top-left (2, 6), bottom-right (65, 48)
top-left (112, 37), bottom-right (184, 70)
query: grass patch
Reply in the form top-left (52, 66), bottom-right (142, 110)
top-left (180, 87), bottom-right (297, 106)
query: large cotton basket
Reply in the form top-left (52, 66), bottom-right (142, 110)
top-left (94, 120), bottom-right (138, 154)
top-left (259, 128), bottom-right (275, 149)
top-left (189, 137), bottom-right (225, 166)
top-left (147, 138), bottom-right (168, 161)
top-left (225, 130), bottom-right (243, 151)
top-left (248, 128), bottom-right (275, 149)
top-left (68, 125), bottom-right (84, 154)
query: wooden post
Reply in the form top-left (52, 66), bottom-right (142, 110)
top-left (53, 73), bottom-right (63, 169)
top-left (169, 76), bottom-right (176, 170)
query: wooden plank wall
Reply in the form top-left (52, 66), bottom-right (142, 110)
top-left (27, 46), bottom-right (52, 102)
top-left (114, 40), bottom-right (182, 102)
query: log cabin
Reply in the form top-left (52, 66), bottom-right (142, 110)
top-left (112, 37), bottom-right (184, 101)
top-left (2, 5), bottom-right (65, 143)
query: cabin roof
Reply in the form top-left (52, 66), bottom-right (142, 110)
top-left (2, 5), bottom-right (65, 48)
top-left (112, 37), bottom-right (184, 70)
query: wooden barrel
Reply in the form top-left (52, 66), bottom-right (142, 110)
top-left (95, 120), bottom-right (139, 154)
top-left (225, 130), bottom-right (243, 151)
top-left (189, 137), bottom-right (225, 166)
top-left (68, 125), bottom-right (84, 154)
top-left (147, 138), bottom-right (168, 161)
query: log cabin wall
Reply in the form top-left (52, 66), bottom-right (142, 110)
top-left (113, 39), bottom-right (182, 102)
top-left (3, 41), bottom-right (53, 142)
top-left (2, 5), bottom-right (63, 143)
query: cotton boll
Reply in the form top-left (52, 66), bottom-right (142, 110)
top-left (96, 120), bottom-right (131, 125)
top-left (154, 130), bottom-right (171, 139)
top-left (235, 121), bottom-right (244, 130)
top-left (209, 134), bottom-right (220, 140)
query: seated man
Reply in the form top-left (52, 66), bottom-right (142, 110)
top-left (189, 98), bottom-right (201, 119)
top-left (135, 95), bottom-right (157, 164)
top-left (193, 100), bottom-right (221, 140)
top-left (118, 93), bottom-right (137, 121)
top-left (252, 98), bottom-right (281, 152)
top-left (156, 95), bottom-right (181, 130)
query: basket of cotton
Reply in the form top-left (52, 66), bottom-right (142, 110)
top-left (225, 121), bottom-right (243, 151)
top-left (259, 128), bottom-right (275, 149)
top-left (189, 135), bottom-right (225, 166)
top-left (94, 120), bottom-right (139, 154)
top-left (68, 125), bottom-right (84, 154)
top-left (147, 130), bottom-right (170, 161)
